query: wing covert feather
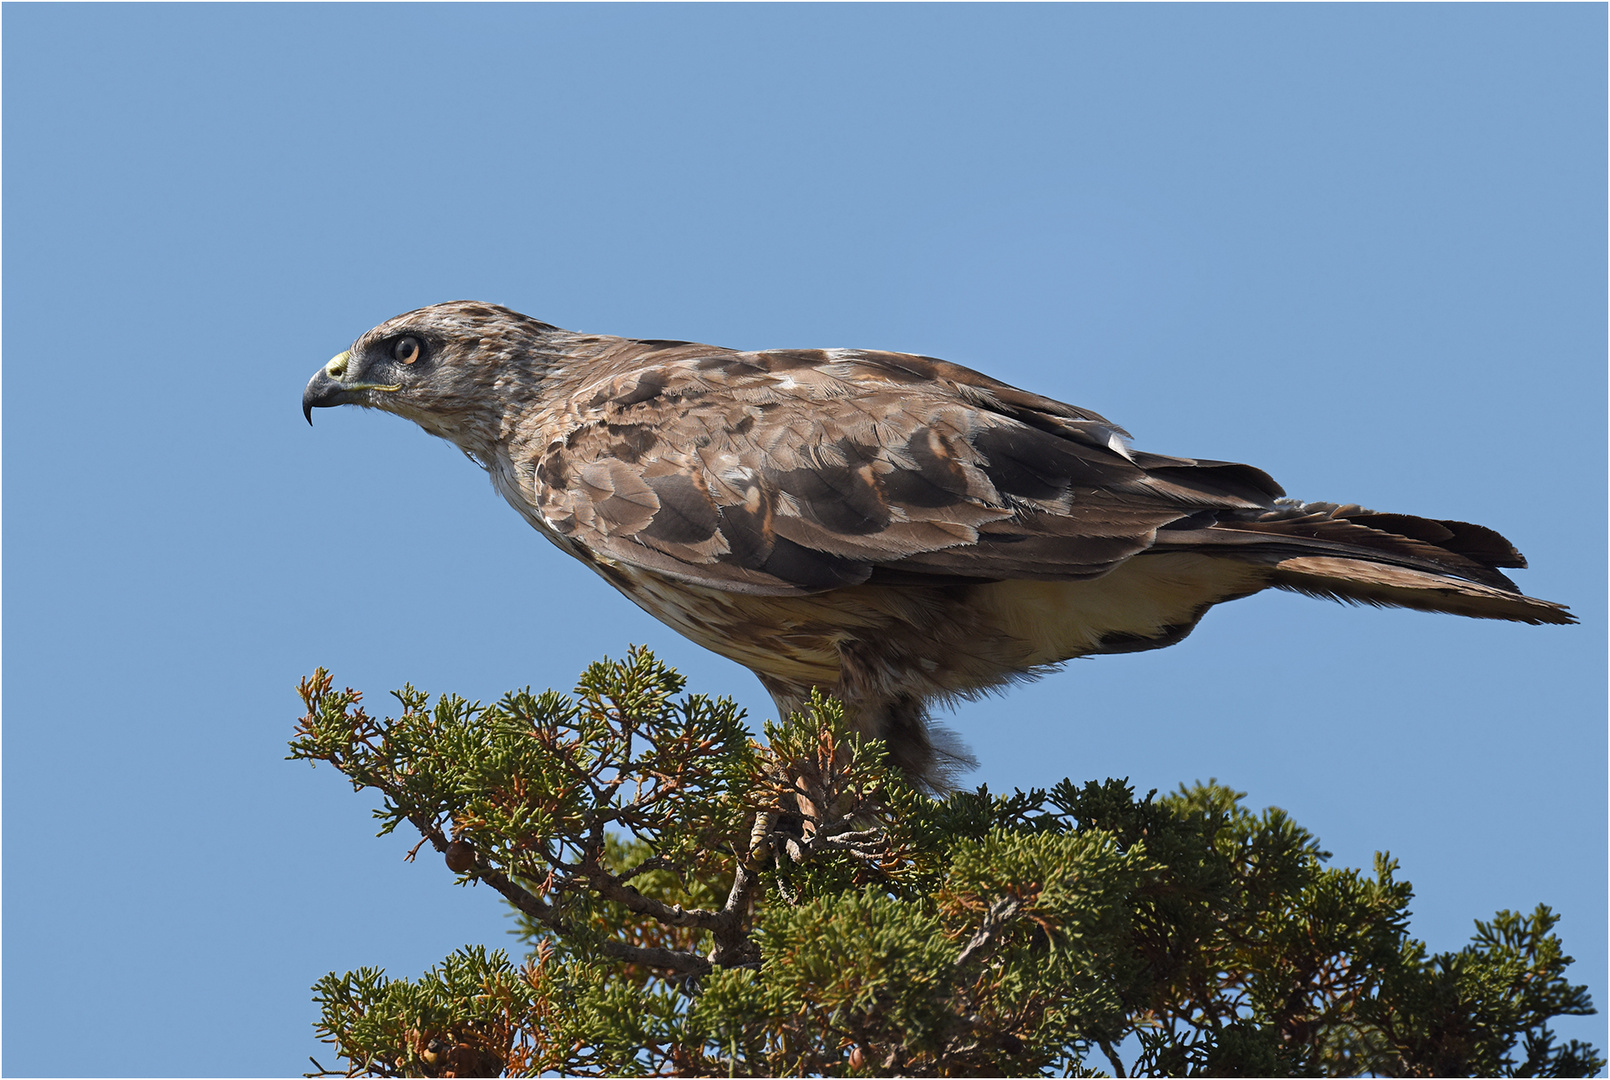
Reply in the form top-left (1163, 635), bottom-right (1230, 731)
top-left (529, 345), bottom-right (1281, 595)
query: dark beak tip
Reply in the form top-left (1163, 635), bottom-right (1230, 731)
top-left (303, 368), bottom-right (338, 425)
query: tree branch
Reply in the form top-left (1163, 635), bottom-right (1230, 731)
top-left (477, 866), bottom-right (566, 931)
top-left (600, 940), bottom-right (712, 977)
top-left (581, 858), bottom-right (726, 929)
top-left (479, 864), bottom-right (713, 976)
top-left (955, 896), bottom-right (1024, 969)
top-left (1098, 1037), bottom-right (1126, 1078)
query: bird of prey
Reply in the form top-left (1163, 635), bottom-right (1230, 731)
top-left (304, 301), bottom-right (1573, 787)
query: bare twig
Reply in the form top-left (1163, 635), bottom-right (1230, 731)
top-left (471, 863), bottom-right (715, 976)
top-left (601, 940), bottom-right (713, 977)
top-left (581, 857), bottom-right (726, 929)
top-left (619, 854), bottom-right (674, 881)
top-left (477, 866), bottom-right (566, 931)
top-left (955, 896), bottom-right (1025, 969)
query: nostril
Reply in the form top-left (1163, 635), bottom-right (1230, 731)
top-left (325, 351), bottom-right (350, 378)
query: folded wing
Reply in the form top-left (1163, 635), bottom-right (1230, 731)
top-left (530, 342), bottom-right (1571, 626)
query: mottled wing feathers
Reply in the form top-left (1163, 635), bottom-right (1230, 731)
top-left (530, 344), bottom-right (1285, 595)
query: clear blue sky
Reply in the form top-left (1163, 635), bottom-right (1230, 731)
top-left (4, 5), bottom-right (1604, 1074)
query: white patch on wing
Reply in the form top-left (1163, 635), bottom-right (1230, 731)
top-left (1103, 428), bottom-right (1135, 461)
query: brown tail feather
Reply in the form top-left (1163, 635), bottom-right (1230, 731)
top-left (1153, 499), bottom-right (1575, 625)
top-left (1268, 555), bottom-right (1575, 625)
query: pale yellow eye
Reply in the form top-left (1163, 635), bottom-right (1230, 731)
top-left (393, 336), bottom-right (421, 365)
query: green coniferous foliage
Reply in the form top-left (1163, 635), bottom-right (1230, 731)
top-left (290, 648), bottom-right (1601, 1078)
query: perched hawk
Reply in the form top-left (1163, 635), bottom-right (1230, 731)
top-left (304, 302), bottom-right (1573, 787)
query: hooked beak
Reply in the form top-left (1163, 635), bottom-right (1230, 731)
top-left (302, 350), bottom-right (398, 424)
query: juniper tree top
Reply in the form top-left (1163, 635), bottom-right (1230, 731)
top-left (292, 650), bottom-right (1599, 1078)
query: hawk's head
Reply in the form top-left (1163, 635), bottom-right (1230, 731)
top-left (303, 301), bottom-right (558, 454)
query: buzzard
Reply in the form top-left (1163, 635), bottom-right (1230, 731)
top-left (304, 302), bottom-right (1572, 786)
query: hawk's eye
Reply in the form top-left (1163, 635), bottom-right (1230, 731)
top-left (393, 336), bottom-right (421, 365)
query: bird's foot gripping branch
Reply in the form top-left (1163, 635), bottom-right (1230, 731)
top-left (290, 649), bottom-right (1601, 1079)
